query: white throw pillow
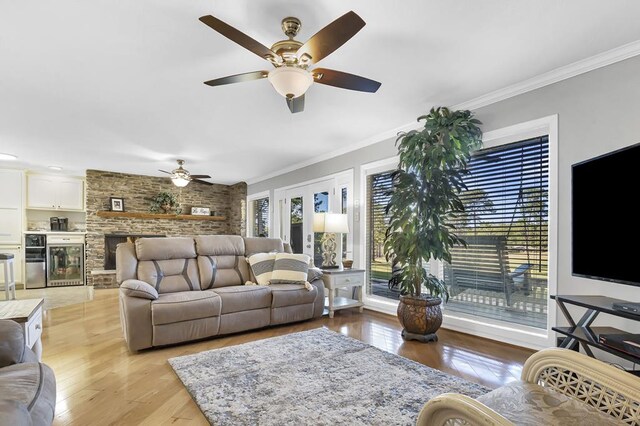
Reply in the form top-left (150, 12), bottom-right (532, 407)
top-left (270, 253), bottom-right (311, 284)
top-left (247, 253), bottom-right (277, 285)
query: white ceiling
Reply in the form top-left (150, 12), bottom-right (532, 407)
top-left (1, 1), bottom-right (640, 184)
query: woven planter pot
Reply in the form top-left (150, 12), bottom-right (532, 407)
top-left (397, 295), bottom-right (443, 343)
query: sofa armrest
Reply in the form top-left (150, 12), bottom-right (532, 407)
top-left (310, 278), bottom-right (325, 319)
top-left (0, 320), bottom-right (28, 368)
top-left (521, 348), bottom-right (640, 422)
top-left (417, 393), bottom-right (513, 426)
top-left (120, 279), bottom-right (158, 300)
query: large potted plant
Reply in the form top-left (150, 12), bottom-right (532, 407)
top-left (384, 107), bottom-right (482, 342)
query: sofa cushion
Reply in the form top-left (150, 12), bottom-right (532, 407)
top-left (197, 255), bottom-right (249, 289)
top-left (138, 258), bottom-right (201, 294)
top-left (0, 362), bottom-right (56, 425)
top-left (151, 291), bottom-right (221, 325)
top-left (0, 320), bottom-right (27, 368)
top-left (270, 253), bottom-right (311, 284)
top-left (210, 286), bottom-right (272, 314)
top-left (135, 237), bottom-right (196, 261)
top-left (195, 235), bottom-right (245, 256)
top-left (120, 279), bottom-right (159, 300)
top-left (247, 253), bottom-right (277, 285)
top-left (270, 284), bottom-right (318, 308)
top-left (244, 237), bottom-right (284, 255)
top-left (476, 381), bottom-right (621, 426)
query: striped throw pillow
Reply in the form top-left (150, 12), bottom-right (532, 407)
top-left (247, 253), bottom-right (277, 285)
top-left (270, 253), bottom-right (311, 284)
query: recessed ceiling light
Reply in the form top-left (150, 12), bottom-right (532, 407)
top-left (0, 153), bottom-right (17, 161)
top-left (48, 166), bottom-right (63, 171)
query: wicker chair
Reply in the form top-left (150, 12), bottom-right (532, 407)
top-left (418, 348), bottom-right (640, 425)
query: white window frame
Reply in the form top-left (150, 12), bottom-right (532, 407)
top-left (359, 115), bottom-right (558, 350)
top-left (246, 191), bottom-right (271, 237)
top-left (272, 169), bottom-right (354, 256)
top-left (442, 115), bottom-right (559, 349)
top-left (359, 156), bottom-right (399, 314)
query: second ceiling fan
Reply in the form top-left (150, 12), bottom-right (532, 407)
top-left (200, 11), bottom-right (381, 113)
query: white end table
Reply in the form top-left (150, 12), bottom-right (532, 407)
top-left (321, 268), bottom-right (365, 318)
top-left (0, 298), bottom-right (44, 360)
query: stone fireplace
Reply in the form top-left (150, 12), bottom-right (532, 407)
top-left (85, 169), bottom-right (247, 287)
top-left (103, 234), bottom-right (164, 270)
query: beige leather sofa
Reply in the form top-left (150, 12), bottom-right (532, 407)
top-left (0, 320), bottom-right (56, 426)
top-left (116, 236), bottom-right (325, 352)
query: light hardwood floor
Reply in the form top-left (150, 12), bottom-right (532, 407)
top-left (41, 289), bottom-right (534, 425)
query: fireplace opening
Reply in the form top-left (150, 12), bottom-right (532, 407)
top-left (104, 234), bottom-right (165, 270)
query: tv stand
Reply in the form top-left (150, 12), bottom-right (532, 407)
top-left (551, 295), bottom-right (640, 375)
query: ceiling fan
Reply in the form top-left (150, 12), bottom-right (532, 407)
top-left (159, 160), bottom-right (212, 187)
top-left (199, 11), bottom-right (381, 113)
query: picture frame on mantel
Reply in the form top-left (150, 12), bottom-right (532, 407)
top-left (110, 197), bottom-right (125, 212)
top-left (191, 207), bottom-right (210, 216)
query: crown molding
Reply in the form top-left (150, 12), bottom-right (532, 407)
top-left (247, 39), bottom-right (640, 186)
top-left (244, 121), bottom-right (418, 185)
top-left (453, 39), bottom-right (640, 111)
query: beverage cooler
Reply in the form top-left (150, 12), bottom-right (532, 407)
top-left (47, 234), bottom-right (85, 286)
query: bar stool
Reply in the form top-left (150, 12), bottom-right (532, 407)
top-left (0, 253), bottom-right (16, 300)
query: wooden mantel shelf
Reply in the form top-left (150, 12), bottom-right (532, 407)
top-left (96, 211), bottom-right (226, 221)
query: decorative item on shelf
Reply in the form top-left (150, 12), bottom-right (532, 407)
top-left (342, 259), bottom-right (353, 269)
top-left (149, 192), bottom-right (182, 215)
top-left (110, 197), bottom-right (125, 212)
top-left (385, 107), bottom-right (482, 343)
top-left (191, 207), bottom-right (210, 216)
top-left (313, 213), bottom-right (349, 269)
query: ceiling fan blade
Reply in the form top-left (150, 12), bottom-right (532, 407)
top-left (199, 15), bottom-right (277, 62)
top-left (204, 71), bottom-right (268, 87)
top-left (190, 174), bottom-right (212, 179)
top-left (296, 11), bottom-right (365, 65)
top-left (159, 170), bottom-right (173, 175)
top-left (192, 178), bottom-right (214, 186)
top-left (312, 68), bottom-right (381, 93)
top-left (286, 94), bottom-right (305, 113)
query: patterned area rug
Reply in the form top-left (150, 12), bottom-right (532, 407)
top-left (169, 328), bottom-right (490, 425)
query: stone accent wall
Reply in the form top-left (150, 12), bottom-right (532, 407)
top-left (85, 170), bottom-right (247, 287)
top-left (229, 182), bottom-right (247, 236)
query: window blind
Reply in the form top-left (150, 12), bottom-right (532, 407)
top-left (367, 171), bottom-right (394, 294)
top-left (251, 197), bottom-right (269, 237)
top-left (446, 136), bottom-right (549, 298)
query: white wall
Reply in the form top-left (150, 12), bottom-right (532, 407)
top-left (249, 55), bottom-right (640, 355)
top-left (249, 136), bottom-right (397, 268)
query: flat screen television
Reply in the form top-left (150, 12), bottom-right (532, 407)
top-left (572, 142), bottom-right (640, 287)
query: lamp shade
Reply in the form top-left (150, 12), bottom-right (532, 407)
top-left (313, 213), bottom-right (349, 234)
top-left (171, 176), bottom-right (190, 187)
top-left (268, 67), bottom-right (313, 98)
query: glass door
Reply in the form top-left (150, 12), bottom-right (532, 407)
top-left (283, 180), bottom-right (334, 265)
top-left (47, 244), bottom-right (84, 286)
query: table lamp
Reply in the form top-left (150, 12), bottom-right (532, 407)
top-left (313, 212), bottom-right (349, 269)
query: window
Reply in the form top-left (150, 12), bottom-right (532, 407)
top-left (313, 191), bottom-right (329, 266)
top-left (366, 171), bottom-right (396, 300)
top-left (444, 136), bottom-right (549, 329)
top-left (250, 197), bottom-right (269, 237)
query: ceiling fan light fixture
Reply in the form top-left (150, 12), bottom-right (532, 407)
top-left (171, 175), bottom-right (190, 187)
top-left (268, 67), bottom-right (313, 99)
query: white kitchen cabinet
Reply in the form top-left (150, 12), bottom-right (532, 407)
top-left (0, 170), bottom-right (23, 208)
top-left (0, 245), bottom-right (23, 284)
top-left (27, 175), bottom-right (85, 211)
top-left (0, 209), bottom-right (22, 244)
top-left (0, 170), bottom-right (23, 245)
